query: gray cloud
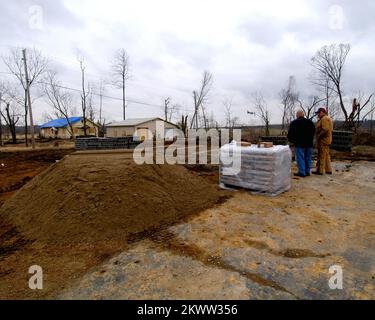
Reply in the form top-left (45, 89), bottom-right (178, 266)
top-left (0, 0), bottom-right (374, 125)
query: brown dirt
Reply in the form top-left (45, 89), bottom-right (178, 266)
top-left (0, 153), bottom-right (227, 299)
top-left (0, 149), bottom-right (75, 207)
top-left (1, 146), bottom-right (373, 299)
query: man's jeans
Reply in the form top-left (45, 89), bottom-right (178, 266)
top-left (295, 147), bottom-right (313, 176)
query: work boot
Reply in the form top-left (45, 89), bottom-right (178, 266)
top-left (294, 173), bottom-right (306, 178)
top-left (312, 171), bottom-right (323, 175)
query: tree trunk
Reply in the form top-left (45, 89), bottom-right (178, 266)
top-left (24, 90), bottom-right (28, 146)
top-left (10, 124), bottom-right (16, 144)
top-left (68, 120), bottom-right (74, 139)
top-left (0, 112), bottom-right (3, 146)
top-left (122, 76), bottom-right (126, 120)
top-left (336, 84), bottom-right (348, 123)
top-left (5, 104), bottom-right (17, 144)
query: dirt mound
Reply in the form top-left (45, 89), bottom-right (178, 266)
top-left (0, 149), bottom-right (74, 208)
top-left (0, 153), bottom-right (223, 245)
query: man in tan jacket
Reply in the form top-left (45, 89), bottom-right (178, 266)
top-left (313, 107), bottom-right (333, 175)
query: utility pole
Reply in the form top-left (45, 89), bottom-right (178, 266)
top-left (22, 49), bottom-right (36, 149)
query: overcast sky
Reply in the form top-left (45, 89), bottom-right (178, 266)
top-left (0, 0), bottom-right (374, 125)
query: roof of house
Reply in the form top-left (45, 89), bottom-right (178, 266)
top-left (39, 117), bottom-right (82, 129)
top-left (106, 117), bottom-right (177, 127)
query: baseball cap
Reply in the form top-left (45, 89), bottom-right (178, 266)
top-left (315, 107), bottom-right (327, 114)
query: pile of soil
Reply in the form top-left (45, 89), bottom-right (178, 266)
top-left (0, 149), bottom-right (74, 207)
top-left (0, 153), bottom-right (223, 245)
top-left (0, 153), bottom-right (227, 299)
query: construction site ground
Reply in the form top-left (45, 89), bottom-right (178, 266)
top-left (0, 146), bottom-right (374, 299)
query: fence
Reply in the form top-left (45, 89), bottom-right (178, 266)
top-left (260, 131), bottom-right (353, 151)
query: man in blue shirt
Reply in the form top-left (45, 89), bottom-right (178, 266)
top-left (287, 110), bottom-right (316, 177)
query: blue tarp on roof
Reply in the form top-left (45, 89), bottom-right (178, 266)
top-left (39, 117), bottom-right (81, 128)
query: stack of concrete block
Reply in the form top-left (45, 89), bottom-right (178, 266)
top-left (220, 142), bottom-right (291, 196)
top-left (75, 137), bottom-right (141, 150)
top-left (331, 131), bottom-right (353, 151)
top-left (260, 136), bottom-right (288, 145)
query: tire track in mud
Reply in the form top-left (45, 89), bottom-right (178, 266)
top-left (127, 228), bottom-right (300, 299)
top-left (244, 239), bottom-right (331, 259)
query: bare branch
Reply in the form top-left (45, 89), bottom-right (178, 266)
top-left (111, 48), bottom-right (131, 120)
top-left (190, 71), bottom-right (213, 129)
top-left (251, 91), bottom-right (271, 136)
top-left (311, 43), bottom-right (350, 124)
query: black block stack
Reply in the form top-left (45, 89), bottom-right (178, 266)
top-left (331, 131), bottom-right (353, 151)
top-left (75, 137), bottom-right (141, 150)
top-left (260, 136), bottom-right (288, 145)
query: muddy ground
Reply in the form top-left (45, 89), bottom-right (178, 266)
top-left (0, 150), bottom-right (227, 299)
top-left (59, 161), bottom-right (375, 300)
top-left (0, 149), bottom-right (75, 207)
top-left (0, 146), bottom-right (374, 299)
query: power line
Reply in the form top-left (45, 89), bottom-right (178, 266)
top-left (36, 80), bottom-right (165, 108)
top-left (1, 70), bottom-right (195, 112)
top-left (1, 71), bottom-right (164, 108)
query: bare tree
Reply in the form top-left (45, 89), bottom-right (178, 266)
top-left (0, 102), bottom-right (20, 144)
top-left (2, 48), bottom-right (48, 145)
top-left (77, 55), bottom-right (89, 136)
top-left (44, 70), bottom-right (75, 138)
top-left (350, 92), bottom-right (375, 131)
top-left (321, 75), bottom-right (336, 116)
top-left (297, 95), bottom-right (325, 119)
top-left (279, 76), bottom-right (298, 133)
top-left (190, 71), bottom-right (213, 129)
top-left (97, 81), bottom-right (106, 137)
top-left (0, 98), bottom-right (2, 146)
top-left (163, 97), bottom-right (171, 121)
top-left (207, 110), bottom-right (219, 129)
top-left (328, 102), bottom-right (342, 123)
top-left (0, 85), bottom-right (21, 144)
top-left (179, 114), bottom-right (189, 137)
top-left (0, 85), bottom-right (4, 145)
top-left (310, 43), bottom-right (373, 130)
top-left (112, 49), bottom-right (131, 120)
top-left (311, 44), bottom-right (349, 118)
top-left (87, 85), bottom-right (96, 121)
top-left (162, 97), bottom-right (178, 122)
top-left (369, 100), bottom-right (375, 134)
top-left (251, 91), bottom-right (271, 136)
top-left (223, 97), bottom-right (239, 128)
top-left (223, 97), bottom-right (233, 128)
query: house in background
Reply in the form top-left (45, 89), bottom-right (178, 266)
top-left (105, 117), bottom-right (179, 141)
top-left (39, 117), bottom-right (99, 139)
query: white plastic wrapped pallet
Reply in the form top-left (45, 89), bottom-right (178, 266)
top-left (219, 142), bottom-right (292, 196)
